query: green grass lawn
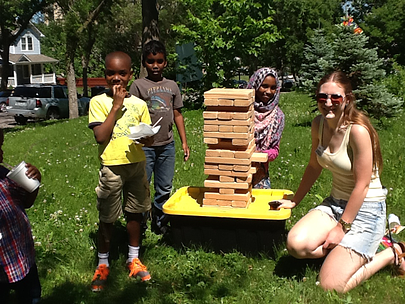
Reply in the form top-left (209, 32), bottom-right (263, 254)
top-left (2, 92), bottom-right (405, 303)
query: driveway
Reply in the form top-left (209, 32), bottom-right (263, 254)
top-left (0, 112), bottom-right (17, 129)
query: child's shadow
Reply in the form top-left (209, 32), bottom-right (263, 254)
top-left (274, 255), bottom-right (324, 280)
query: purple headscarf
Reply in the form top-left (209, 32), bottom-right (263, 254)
top-left (247, 68), bottom-right (285, 151)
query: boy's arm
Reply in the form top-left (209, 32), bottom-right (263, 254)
top-left (24, 163), bottom-right (41, 208)
top-left (93, 86), bottom-right (126, 144)
top-left (173, 108), bottom-right (190, 161)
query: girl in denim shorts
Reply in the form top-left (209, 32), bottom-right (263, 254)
top-left (277, 71), bottom-right (405, 293)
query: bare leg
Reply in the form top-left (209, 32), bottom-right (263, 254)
top-left (287, 210), bottom-right (337, 259)
top-left (319, 243), bottom-right (404, 293)
top-left (126, 212), bottom-right (143, 247)
top-left (98, 221), bottom-right (114, 253)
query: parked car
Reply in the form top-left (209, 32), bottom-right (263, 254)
top-left (0, 90), bottom-right (12, 112)
top-left (7, 85), bottom-right (90, 124)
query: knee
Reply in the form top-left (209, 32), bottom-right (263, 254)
top-left (125, 212), bottom-right (142, 223)
top-left (286, 231), bottom-right (312, 258)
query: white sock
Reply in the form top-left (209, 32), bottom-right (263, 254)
top-left (127, 245), bottom-right (140, 263)
top-left (98, 252), bottom-right (109, 267)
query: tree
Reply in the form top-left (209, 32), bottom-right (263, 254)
top-left (0, 0), bottom-right (48, 90)
top-left (300, 25), bottom-right (404, 119)
top-left (54, 0), bottom-right (112, 118)
top-left (173, 0), bottom-right (281, 90)
top-left (360, 0), bottom-right (405, 66)
top-left (139, 0), bottom-right (160, 78)
top-left (267, 0), bottom-right (342, 79)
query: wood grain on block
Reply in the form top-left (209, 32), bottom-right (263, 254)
top-left (251, 152), bottom-right (268, 163)
top-left (219, 175), bottom-right (235, 182)
top-left (218, 164), bottom-right (234, 170)
top-left (218, 125), bottom-right (233, 132)
top-left (236, 174), bottom-right (252, 183)
top-left (204, 88), bottom-right (254, 99)
top-left (205, 149), bottom-right (220, 157)
top-left (233, 125), bottom-right (251, 133)
top-left (205, 156), bottom-right (251, 166)
top-left (204, 179), bottom-right (250, 189)
top-left (217, 112), bottom-right (233, 120)
top-left (206, 105), bottom-right (253, 113)
top-left (218, 99), bottom-right (234, 106)
top-left (232, 200), bottom-right (250, 208)
top-left (203, 111), bottom-right (218, 119)
top-left (207, 139), bottom-right (250, 150)
top-left (234, 99), bottom-right (253, 107)
top-left (204, 117), bottom-right (253, 126)
top-left (204, 168), bottom-right (251, 178)
top-left (204, 191), bottom-right (250, 201)
top-left (204, 125), bottom-right (218, 132)
top-left (219, 150), bottom-right (235, 158)
top-left (204, 99), bottom-right (220, 106)
top-left (234, 142), bottom-right (255, 159)
top-left (232, 137), bottom-right (253, 146)
top-left (216, 199), bottom-right (233, 206)
top-left (233, 111), bottom-right (254, 120)
top-left (219, 188), bottom-right (235, 194)
top-left (202, 198), bottom-right (218, 205)
top-left (204, 137), bottom-right (218, 144)
top-left (204, 131), bottom-right (251, 140)
top-left (204, 163), bottom-right (218, 169)
top-left (234, 165), bottom-right (250, 172)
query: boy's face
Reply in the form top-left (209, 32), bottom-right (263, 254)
top-left (105, 57), bottom-right (133, 90)
top-left (0, 130), bottom-right (3, 163)
top-left (144, 52), bottom-right (167, 81)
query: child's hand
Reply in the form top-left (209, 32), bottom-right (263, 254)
top-left (137, 136), bottom-right (154, 146)
top-left (112, 84), bottom-right (127, 109)
top-left (25, 163), bottom-right (41, 182)
top-left (183, 144), bottom-right (190, 161)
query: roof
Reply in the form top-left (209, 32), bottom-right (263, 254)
top-left (7, 54), bottom-right (58, 64)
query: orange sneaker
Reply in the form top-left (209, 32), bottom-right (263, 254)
top-left (91, 264), bottom-right (109, 291)
top-left (127, 258), bottom-right (151, 281)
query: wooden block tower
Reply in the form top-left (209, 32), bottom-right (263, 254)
top-left (202, 88), bottom-right (268, 208)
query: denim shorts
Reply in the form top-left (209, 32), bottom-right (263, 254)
top-left (95, 162), bottom-right (151, 223)
top-left (313, 196), bottom-right (386, 260)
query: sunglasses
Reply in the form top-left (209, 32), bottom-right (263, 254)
top-left (316, 93), bottom-right (345, 106)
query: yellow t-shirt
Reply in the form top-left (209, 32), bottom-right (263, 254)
top-left (88, 93), bottom-right (151, 166)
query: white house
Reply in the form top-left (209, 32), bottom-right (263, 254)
top-left (0, 22), bottom-right (58, 88)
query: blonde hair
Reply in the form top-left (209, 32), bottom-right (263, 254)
top-left (316, 71), bottom-right (383, 172)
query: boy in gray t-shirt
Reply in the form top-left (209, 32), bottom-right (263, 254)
top-left (129, 40), bottom-right (190, 235)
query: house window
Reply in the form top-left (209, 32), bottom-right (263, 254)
top-left (21, 35), bottom-right (34, 51)
top-left (32, 64), bottom-right (42, 75)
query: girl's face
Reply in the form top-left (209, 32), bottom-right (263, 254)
top-left (317, 82), bottom-right (347, 120)
top-left (256, 75), bottom-right (277, 104)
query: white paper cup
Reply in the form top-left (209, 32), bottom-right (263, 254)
top-left (388, 214), bottom-right (400, 230)
top-left (6, 161), bottom-right (40, 193)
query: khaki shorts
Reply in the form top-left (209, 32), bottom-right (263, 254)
top-left (95, 161), bottom-right (151, 223)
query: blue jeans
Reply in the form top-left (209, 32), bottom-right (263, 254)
top-left (142, 141), bottom-right (175, 232)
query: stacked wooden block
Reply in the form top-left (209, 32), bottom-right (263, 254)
top-left (203, 88), bottom-right (268, 208)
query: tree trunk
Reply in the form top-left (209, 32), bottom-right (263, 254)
top-left (67, 44), bottom-right (79, 119)
top-left (0, 28), bottom-right (11, 90)
top-left (140, 0), bottom-right (160, 78)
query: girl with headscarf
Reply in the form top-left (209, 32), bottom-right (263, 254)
top-left (246, 67), bottom-right (285, 188)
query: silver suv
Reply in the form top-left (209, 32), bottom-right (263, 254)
top-left (7, 85), bottom-right (90, 124)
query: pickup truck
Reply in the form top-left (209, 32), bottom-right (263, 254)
top-left (7, 84), bottom-right (90, 124)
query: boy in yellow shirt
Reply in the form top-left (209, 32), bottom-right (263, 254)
top-left (88, 51), bottom-right (153, 291)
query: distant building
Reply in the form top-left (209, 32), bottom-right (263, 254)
top-left (0, 22), bottom-right (58, 88)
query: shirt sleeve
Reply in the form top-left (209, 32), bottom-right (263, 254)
top-left (129, 82), bottom-right (140, 98)
top-left (172, 82), bottom-right (183, 109)
top-left (88, 96), bottom-right (107, 128)
top-left (261, 142), bottom-right (280, 162)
